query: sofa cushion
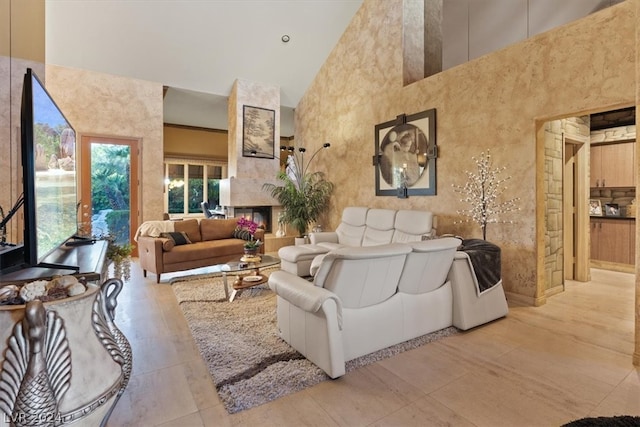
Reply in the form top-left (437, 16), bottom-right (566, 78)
top-left (316, 242), bottom-right (344, 251)
top-left (174, 219), bottom-right (202, 243)
top-left (335, 207), bottom-right (368, 246)
top-left (200, 218), bottom-right (237, 241)
top-left (163, 239), bottom-right (244, 264)
top-left (160, 231), bottom-right (191, 246)
top-left (315, 244), bottom-right (411, 308)
top-left (397, 238), bottom-right (461, 294)
top-left (392, 210), bottom-right (435, 242)
top-left (279, 244), bottom-right (328, 262)
top-left (362, 209), bottom-right (396, 246)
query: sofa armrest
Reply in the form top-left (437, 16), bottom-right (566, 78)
top-left (309, 231), bottom-right (338, 244)
top-left (268, 270), bottom-right (343, 328)
top-left (137, 236), bottom-right (165, 275)
top-left (449, 254), bottom-right (508, 330)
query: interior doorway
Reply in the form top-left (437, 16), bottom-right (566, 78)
top-left (79, 135), bottom-right (140, 257)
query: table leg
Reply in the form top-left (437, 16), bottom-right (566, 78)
top-left (222, 272), bottom-right (230, 300)
top-left (229, 288), bottom-right (241, 302)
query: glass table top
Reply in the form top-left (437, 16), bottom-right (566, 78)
top-left (219, 254), bottom-right (280, 274)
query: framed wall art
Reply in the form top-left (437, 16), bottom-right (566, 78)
top-left (373, 108), bottom-right (437, 197)
top-left (242, 105), bottom-right (275, 158)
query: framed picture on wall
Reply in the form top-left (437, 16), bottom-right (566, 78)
top-left (589, 199), bottom-right (602, 216)
top-left (373, 108), bottom-right (437, 196)
top-left (242, 105), bottom-right (275, 158)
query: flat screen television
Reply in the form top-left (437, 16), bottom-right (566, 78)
top-left (19, 68), bottom-right (80, 270)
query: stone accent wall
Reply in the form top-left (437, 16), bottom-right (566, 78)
top-left (591, 125), bottom-right (636, 143)
top-left (544, 116), bottom-right (589, 293)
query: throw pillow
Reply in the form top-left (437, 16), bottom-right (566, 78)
top-left (159, 237), bottom-right (175, 251)
top-left (233, 228), bottom-right (254, 241)
top-left (160, 231), bottom-right (192, 246)
top-left (174, 219), bottom-right (201, 242)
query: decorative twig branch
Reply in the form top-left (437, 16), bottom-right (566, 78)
top-left (452, 150), bottom-right (519, 240)
top-left (0, 205), bottom-right (5, 243)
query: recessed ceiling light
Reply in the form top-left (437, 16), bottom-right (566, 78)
top-left (281, 34), bottom-right (290, 43)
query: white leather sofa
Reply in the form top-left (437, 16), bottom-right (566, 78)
top-left (449, 251), bottom-right (509, 331)
top-left (268, 237), bottom-right (465, 379)
top-left (278, 207), bottom-right (437, 277)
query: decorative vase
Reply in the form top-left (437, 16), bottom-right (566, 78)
top-left (112, 256), bottom-right (132, 281)
top-left (0, 279), bottom-right (132, 426)
top-left (244, 247), bottom-right (258, 256)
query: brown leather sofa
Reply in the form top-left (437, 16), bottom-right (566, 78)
top-left (136, 218), bottom-right (265, 283)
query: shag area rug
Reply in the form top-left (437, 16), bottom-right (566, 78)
top-left (171, 270), bottom-right (459, 414)
top-left (563, 416), bottom-right (640, 426)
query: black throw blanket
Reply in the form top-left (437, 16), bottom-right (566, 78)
top-left (458, 239), bottom-right (501, 293)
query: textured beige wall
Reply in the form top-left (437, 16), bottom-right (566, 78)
top-left (0, 0), bottom-right (8, 57)
top-left (7, 0), bottom-right (44, 61)
top-left (295, 0), bottom-right (636, 304)
top-left (45, 65), bottom-right (165, 223)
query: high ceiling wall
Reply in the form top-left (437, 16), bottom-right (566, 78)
top-left (294, 0), bottom-right (636, 306)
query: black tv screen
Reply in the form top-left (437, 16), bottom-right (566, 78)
top-left (21, 68), bottom-right (78, 266)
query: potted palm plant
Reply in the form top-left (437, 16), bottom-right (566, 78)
top-left (263, 143), bottom-right (334, 239)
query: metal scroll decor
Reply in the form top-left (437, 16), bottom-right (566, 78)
top-left (0, 278), bottom-right (132, 426)
top-left (0, 302), bottom-right (71, 426)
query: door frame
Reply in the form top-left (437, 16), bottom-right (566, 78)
top-left (564, 134), bottom-right (590, 282)
top-left (79, 134), bottom-right (141, 257)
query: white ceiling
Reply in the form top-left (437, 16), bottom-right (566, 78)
top-left (44, 0), bottom-right (364, 136)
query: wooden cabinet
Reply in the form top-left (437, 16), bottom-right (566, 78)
top-left (590, 142), bottom-right (635, 188)
top-left (631, 221), bottom-right (636, 266)
top-left (590, 218), bottom-right (635, 265)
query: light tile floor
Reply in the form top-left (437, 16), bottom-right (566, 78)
top-left (106, 262), bottom-right (640, 427)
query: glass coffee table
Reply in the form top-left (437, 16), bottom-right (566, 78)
top-left (217, 254), bottom-right (280, 302)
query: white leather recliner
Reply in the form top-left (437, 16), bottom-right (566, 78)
top-left (268, 237), bottom-right (461, 379)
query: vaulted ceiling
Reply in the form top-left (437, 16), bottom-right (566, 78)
top-left (45, 0), bottom-right (625, 136)
top-left (45, 0), bottom-right (364, 136)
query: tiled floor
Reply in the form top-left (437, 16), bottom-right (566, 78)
top-left (106, 261), bottom-right (640, 427)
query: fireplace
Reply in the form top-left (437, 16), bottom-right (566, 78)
top-left (230, 206), bottom-right (272, 233)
